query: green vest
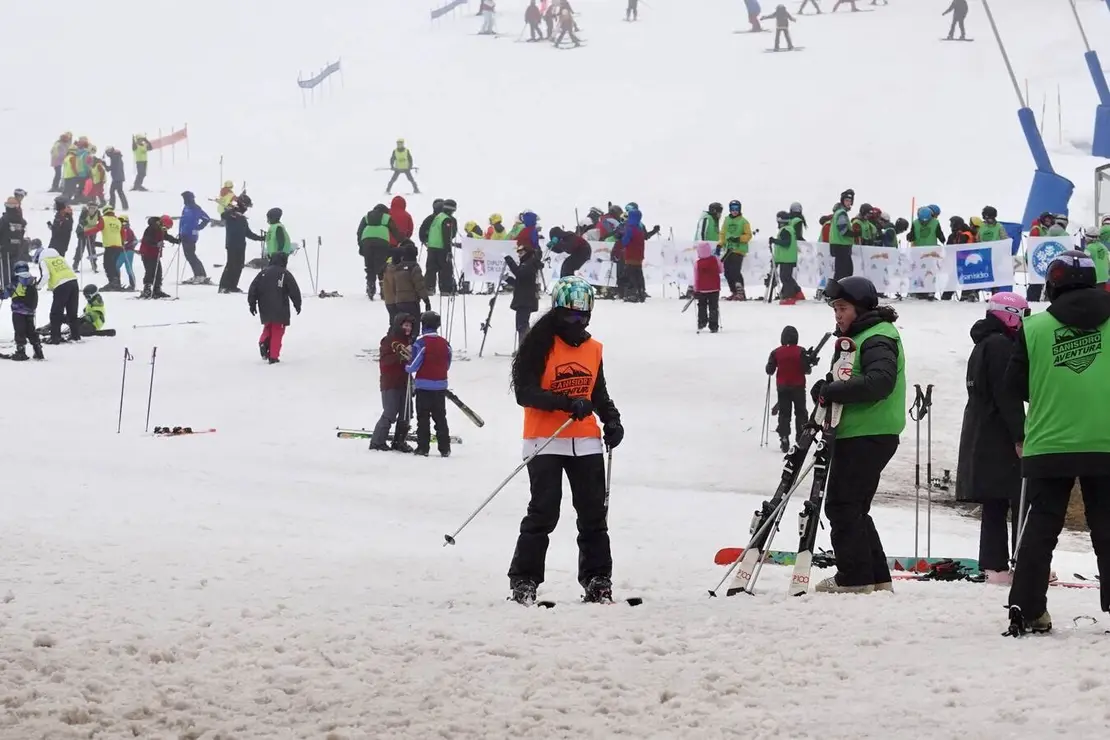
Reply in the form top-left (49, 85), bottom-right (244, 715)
top-left (836, 322), bottom-right (907, 440)
top-left (43, 253), bottom-right (77, 289)
top-left (133, 138), bottom-right (149, 163)
top-left (773, 219), bottom-right (799, 264)
top-left (393, 148), bottom-right (411, 170)
top-left (722, 215), bottom-right (749, 254)
top-left (978, 222), bottom-right (1005, 243)
top-left (911, 218), bottom-right (939, 246)
top-left (829, 206), bottom-right (853, 246)
top-left (101, 215), bottom-right (123, 248)
top-left (1089, 240), bottom-right (1110, 284)
top-left (62, 154), bottom-right (76, 179)
top-left (265, 223), bottom-right (293, 255)
top-left (83, 295), bottom-right (106, 330)
top-left (361, 212), bottom-right (391, 242)
top-left (857, 219), bottom-right (877, 245)
top-left (1022, 311), bottom-right (1110, 458)
top-left (509, 223), bottom-right (524, 239)
top-left (698, 212), bottom-right (720, 242)
top-left (427, 212), bottom-right (449, 249)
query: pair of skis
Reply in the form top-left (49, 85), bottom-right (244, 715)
top-left (710, 336), bottom-right (856, 598)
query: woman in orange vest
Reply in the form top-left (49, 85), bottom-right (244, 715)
top-left (507, 275), bottom-right (624, 606)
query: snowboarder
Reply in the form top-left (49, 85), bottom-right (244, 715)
top-left (766, 325), bottom-right (815, 450)
top-left (719, 200), bottom-right (752, 300)
top-left (247, 252), bottom-right (303, 365)
top-left (507, 276), bottom-right (624, 605)
top-left (404, 311), bottom-right (453, 457)
top-left (219, 194), bottom-right (265, 294)
top-left (811, 276), bottom-right (905, 593)
top-left (138, 215), bottom-right (178, 299)
top-left (383, 241), bottom-right (431, 327)
top-left (0, 260), bottom-right (44, 360)
top-left (370, 312), bottom-right (417, 452)
top-left (798, 0), bottom-right (821, 13)
top-left (692, 241), bottom-right (722, 333)
top-left (505, 242), bottom-right (541, 348)
top-left (549, 227), bottom-right (591, 277)
top-left (178, 191), bottom-right (212, 284)
top-left (1004, 251), bottom-right (1110, 636)
top-left (956, 292), bottom-right (1029, 584)
top-left (942, 0), bottom-right (969, 41)
top-left (386, 139), bottom-right (420, 194)
top-left (30, 243), bottom-right (81, 344)
top-left (761, 4), bottom-right (797, 50)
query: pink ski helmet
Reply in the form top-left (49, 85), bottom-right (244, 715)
top-left (987, 291), bottom-right (1030, 331)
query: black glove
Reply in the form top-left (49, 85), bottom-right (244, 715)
top-left (295, 306), bottom-right (301, 315)
top-left (603, 419), bottom-right (624, 449)
top-left (811, 375), bottom-right (830, 404)
top-left (568, 397), bottom-right (594, 421)
top-left (423, 298), bottom-right (432, 311)
top-left (249, 305), bottom-right (257, 316)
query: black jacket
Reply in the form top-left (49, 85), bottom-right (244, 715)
top-left (552, 234), bottom-right (591, 277)
top-left (1006, 287), bottom-right (1110, 477)
top-left (106, 151), bottom-right (126, 181)
top-left (515, 333), bottom-right (621, 427)
top-left (224, 209), bottom-right (265, 250)
top-left (956, 315), bottom-right (1025, 503)
top-left (0, 211), bottom-right (27, 251)
top-left (48, 207), bottom-right (73, 252)
top-left (820, 309), bottom-right (900, 407)
top-left (247, 262), bottom-right (303, 326)
top-left (505, 253), bottom-right (541, 312)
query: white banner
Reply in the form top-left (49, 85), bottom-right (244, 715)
top-left (941, 239), bottom-right (1016, 291)
top-left (1024, 235), bottom-right (1074, 285)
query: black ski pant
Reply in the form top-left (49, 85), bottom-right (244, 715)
top-left (947, 17), bottom-right (966, 39)
top-left (62, 177), bottom-right (81, 202)
top-left (825, 434), bottom-right (899, 587)
top-left (776, 386), bottom-right (807, 440)
top-left (723, 251), bottom-right (746, 294)
top-left (49, 280), bottom-right (80, 341)
top-left (12, 313), bottom-right (40, 351)
top-left (415, 389), bottom-right (451, 454)
top-left (363, 240), bottom-right (390, 296)
top-left (515, 307), bottom-right (533, 346)
top-left (103, 246), bottom-right (123, 285)
top-left (180, 237), bottom-right (206, 278)
top-left (980, 496), bottom-right (1021, 573)
top-left (799, 0), bottom-right (822, 12)
top-left (1010, 476), bottom-right (1110, 615)
top-left (529, 21), bottom-right (543, 40)
top-left (774, 28), bottom-right (794, 50)
top-left (778, 262), bottom-right (800, 298)
top-left (108, 179), bottom-right (129, 210)
top-left (626, 0), bottom-right (638, 20)
top-left (371, 388), bottom-right (411, 447)
top-left (73, 233), bottom-right (96, 270)
top-left (385, 170), bottom-right (419, 193)
top-left (51, 166), bottom-right (62, 191)
top-left (555, 28), bottom-right (581, 46)
top-left (424, 248), bottom-right (456, 295)
top-left (831, 244), bottom-right (853, 282)
top-left (142, 254), bottom-right (164, 293)
top-left (132, 161), bottom-right (147, 190)
top-left (220, 245), bottom-right (245, 291)
top-left (508, 453), bottom-right (612, 587)
top-left (696, 291), bottom-right (719, 330)
top-left (623, 264), bottom-right (646, 301)
top-left (0, 246), bottom-right (13, 288)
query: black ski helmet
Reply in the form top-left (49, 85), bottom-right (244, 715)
top-left (421, 310), bottom-right (442, 331)
top-left (432, 198), bottom-right (445, 212)
top-left (824, 276), bottom-right (879, 311)
top-left (441, 199), bottom-right (457, 214)
top-left (859, 203), bottom-right (874, 216)
top-left (83, 283), bottom-right (99, 299)
top-left (982, 205), bottom-right (998, 220)
top-left (1045, 250), bottom-right (1097, 301)
top-left (237, 193), bottom-right (253, 210)
top-left (708, 202), bottom-right (723, 215)
top-left (776, 210), bottom-right (789, 224)
top-left (789, 202), bottom-right (803, 214)
top-left (266, 207), bottom-right (282, 223)
top-left (840, 188), bottom-right (855, 203)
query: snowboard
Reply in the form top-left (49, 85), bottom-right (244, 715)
top-left (765, 47), bottom-right (804, 52)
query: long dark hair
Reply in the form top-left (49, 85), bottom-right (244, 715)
top-left (510, 310), bottom-right (558, 392)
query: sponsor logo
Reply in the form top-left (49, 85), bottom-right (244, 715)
top-left (955, 247), bottom-right (994, 285)
top-left (1052, 326), bottom-right (1102, 374)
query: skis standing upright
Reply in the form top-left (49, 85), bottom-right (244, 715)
top-left (478, 264), bottom-right (508, 358)
top-left (788, 336), bottom-right (856, 596)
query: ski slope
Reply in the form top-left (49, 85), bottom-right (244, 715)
top-left (3, 1), bottom-right (1110, 738)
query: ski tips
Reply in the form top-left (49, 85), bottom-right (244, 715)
top-left (443, 534), bottom-right (457, 546)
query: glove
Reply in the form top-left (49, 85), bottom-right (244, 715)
top-left (249, 305), bottom-right (257, 316)
top-left (423, 298), bottom-right (432, 311)
top-left (295, 306), bottom-right (301, 315)
top-left (810, 378), bottom-right (827, 404)
top-left (568, 397), bottom-right (594, 421)
top-left (603, 419), bottom-right (624, 449)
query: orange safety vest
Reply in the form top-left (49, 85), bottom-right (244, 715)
top-left (522, 337), bottom-right (603, 439)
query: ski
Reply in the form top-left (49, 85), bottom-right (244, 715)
top-left (336, 428), bottom-right (464, 445)
top-left (527, 597), bottom-right (643, 608)
top-left (940, 38), bottom-right (974, 42)
top-left (714, 547), bottom-right (979, 574)
top-left (892, 572), bottom-right (1099, 589)
top-left (764, 47), bottom-right (805, 52)
top-left (150, 426), bottom-right (216, 436)
top-left (446, 389), bottom-right (485, 428)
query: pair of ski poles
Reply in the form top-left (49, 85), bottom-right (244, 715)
top-left (910, 383), bottom-right (934, 558)
top-left (117, 346), bottom-right (158, 433)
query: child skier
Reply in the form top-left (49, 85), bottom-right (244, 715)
top-left (370, 312), bottom-right (416, 452)
top-left (118, 214), bottom-right (137, 290)
top-left (719, 200), bottom-right (752, 300)
top-left (74, 204), bottom-right (101, 273)
top-left (766, 325), bottom-right (815, 450)
top-left (76, 284), bottom-right (106, 336)
top-left (1, 261), bottom-right (44, 360)
top-left (247, 252), bottom-right (303, 364)
top-left (770, 210), bottom-right (801, 303)
top-left (692, 241), bottom-right (722, 333)
top-left (139, 215), bottom-right (178, 299)
top-left (404, 310), bottom-right (453, 457)
top-left (760, 4), bottom-right (797, 51)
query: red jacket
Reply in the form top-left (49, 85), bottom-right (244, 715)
top-left (693, 255), bottom-right (722, 293)
top-left (622, 228), bottom-right (645, 266)
top-left (389, 196), bottom-right (414, 246)
top-left (768, 345), bottom-right (807, 388)
top-left (139, 220), bottom-right (179, 259)
top-left (379, 330), bottom-right (412, 391)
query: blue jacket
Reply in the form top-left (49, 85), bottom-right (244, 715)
top-left (405, 330), bottom-right (453, 390)
top-left (745, 0), bottom-right (762, 14)
top-left (621, 209), bottom-right (643, 246)
top-left (522, 211), bottom-right (540, 250)
top-left (179, 204), bottom-right (212, 239)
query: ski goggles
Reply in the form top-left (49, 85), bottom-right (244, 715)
top-left (990, 303), bottom-right (1031, 319)
top-left (559, 310), bottom-right (590, 324)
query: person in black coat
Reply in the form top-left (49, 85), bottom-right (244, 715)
top-left (418, 199), bottom-right (444, 246)
top-left (104, 147), bottom-right (128, 211)
top-left (219, 194), bottom-right (265, 294)
top-left (505, 243), bottom-right (541, 348)
top-left (47, 198), bottom-right (74, 257)
top-left (358, 203), bottom-right (405, 300)
top-left (549, 227), bottom-right (591, 277)
top-left (247, 252), bottom-right (303, 364)
top-left (0, 197), bottom-right (28, 288)
top-left (955, 299), bottom-right (1028, 581)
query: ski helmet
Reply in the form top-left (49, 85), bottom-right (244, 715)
top-left (969, 216), bottom-right (983, 229)
top-left (432, 198), bottom-right (445, 212)
top-left (30, 246), bottom-right (44, 263)
top-left (587, 206), bottom-right (603, 220)
top-left (3, 197), bottom-right (18, 209)
top-left (708, 202), bottom-right (723, 214)
top-left (1053, 212), bottom-right (1069, 226)
top-left (987, 292), bottom-right (1030, 331)
top-left (464, 220), bottom-right (479, 234)
top-left (441, 199), bottom-right (457, 213)
top-left (776, 210), bottom-right (789, 224)
top-left (824, 275), bottom-right (879, 311)
top-left (119, 214), bottom-right (129, 222)
top-left (1045, 250), bottom-right (1097, 301)
top-left (1084, 224), bottom-right (1101, 240)
top-left (728, 200), bottom-right (741, 213)
top-left (102, 204), bottom-right (115, 215)
top-left (421, 310), bottom-right (442, 331)
top-left (917, 206), bottom-right (933, 221)
top-left (789, 202), bottom-right (803, 214)
top-left (982, 205), bottom-right (998, 220)
top-left (13, 188), bottom-right (26, 200)
top-left (840, 189), bottom-right (855, 203)
top-left (625, 202), bottom-right (639, 213)
top-left (859, 203), bottom-right (874, 216)
top-left (608, 204), bottom-right (623, 219)
top-left (12, 261), bottom-right (30, 279)
top-left (223, 180), bottom-right (234, 189)
top-left (83, 283), bottom-right (99, 299)
top-left (1102, 215), bottom-right (1110, 226)
top-left (490, 213), bottom-right (503, 225)
top-left (551, 275), bottom-right (595, 312)
top-left (927, 204), bottom-right (941, 217)
top-left (238, 193), bottom-right (253, 209)
top-left (266, 207), bottom-right (282, 223)
top-left (160, 214), bottom-right (174, 228)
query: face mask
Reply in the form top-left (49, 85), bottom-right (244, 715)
top-left (554, 310), bottom-right (590, 344)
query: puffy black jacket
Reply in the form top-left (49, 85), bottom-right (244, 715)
top-left (48, 207), bottom-right (73, 253)
top-left (224, 209), bottom-right (265, 250)
top-left (247, 255), bottom-right (303, 325)
top-left (506, 253), bottom-right (541, 312)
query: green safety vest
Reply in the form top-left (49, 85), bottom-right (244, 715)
top-left (83, 295), bottom-right (106, 330)
top-left (265, 223), bottom-right (293, 256)
top-left (698, 212), bottom-right (720, 242)
top-left (853, 219), bottom-right (877, 245)
top-left (911, 218), bottom-right (939, 246)
top-left (361, 212), bottom-right (391, 242)
top-left (1022, 310), bottom-right (1110, 458)
top-left (978, 222), bottom-right (1005, 242)
top-left (101, 215), bottom-right (123, 248)
top-left (393, 148), bottom-right (411, 170)
top-left (43, 253), bottom-right (77, 290)
top-left (62, 154), bottom-right (77, 179)
top-left (133, 138), bottom-right (149, 163)
top-left (427, 212), bottom-right (449, 249)
top-left (828, 206), bottom-right (853, 246)
top-left (773, 219), bottom-right (799, 264)
top-left (836, 322), bottom-right (907, 440)
top-left (1089, 240), bottom-right (1110, 284)
top-left (721, 215), bottom-right (749, 254)
top-left (509, 223), bottom-right (524, 239)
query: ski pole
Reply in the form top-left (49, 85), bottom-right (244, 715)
top-left (604, 446), bottom-right (613, 509)
top-left (315, 236), bottom-right (322, 294)
top-left (760, 376), bottom-right (772, 447)
top-left (909, 384), bottom-right (925, 559)
top-left (1011, 478), bottom-right (1028, 570)
top-left (117, 347), bottom-right (134, 433)
top-left (925, 383), bottom-right (934, 557)
top-left (444, 417), bottom-right (574, 546)
top-left (144, 346), bottom-right (158, 433)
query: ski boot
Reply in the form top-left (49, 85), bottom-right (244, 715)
top-left (140, 285), bottom-right (153, 299)
top-left (814, 576), bottom-right (874, 594)
top-left (583, 575), bottom-right (614, 604)
top-left (9, 347), bottom-right (28, 361)
top-left (369, 442), bottom-right (391, 452)
top-left (391, 440), bottom-right (414, 453)
top-left (1003, 606), bottom-right (1052, 637)
top-left (510, 579), bottom-right (537, 606)
top-left (413, 447), bottom-right (430, 457)
top-left (259, 339), bottom-right (270, 359)
top-left (439, 448), bottom-right (451, 458)
top-left (268, 357), bottom-right (280, 364)
top-left (779, 435), bottom-right (790, 453)
top-left (31, 345), bottom-right (44, 360)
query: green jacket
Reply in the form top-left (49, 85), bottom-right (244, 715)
top-left (697, 212), bottom-right (720, 242)
top-left (909, 218), bottom-right (940, 246)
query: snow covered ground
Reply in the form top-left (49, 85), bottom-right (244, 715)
top-left (4, 0), bottom-right (1110, 738)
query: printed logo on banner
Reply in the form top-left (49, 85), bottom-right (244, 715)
top-left (955, 248), bottom-right (994, 285)
top-left (1031, 240), bottom-right (1067, 279)
top-left (472, 248), bottom-right (488, 277)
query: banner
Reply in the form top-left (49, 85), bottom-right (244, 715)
top-left (1024, 235), bottom-right (1074, 285)
top-left (940, 239), bottom-right (1016, 291)
top-left (298, 60), bottom-right (341, 90)
top-left (148, 126), bottom-right (187, 150)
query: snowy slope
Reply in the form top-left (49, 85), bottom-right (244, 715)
top-left (3, 0), bottom-right (1110, 738)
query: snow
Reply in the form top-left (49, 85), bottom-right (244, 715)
top-left (4, 0), bottom-right (1110, 738)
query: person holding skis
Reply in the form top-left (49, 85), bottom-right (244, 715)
top-left (766, 325), bottom-right (816, 450)
top-left (1004, 251), bottom-right (1110, 636)
top-left (405, 311), bottom-right (453, 457)
top-left (956, 292), bottom-right (1029, 584)
top-left (507, 276), bottom-right (624, 606)
top-left (0, 261), bottom-right (44, 360)
top-left (811, 276), bottom-right (905, 593)
top-left (369, 312), bottom-right (416, 453)
top-left (247, 252), bottom-right (303, 364)
top-left (942, 0), bottom-right (969, 40)
top-left (692, 241), bottom-right (722, 333)
top-left (761, 4), bottom-right (797, 51)
top-left (719, 200), bottom-right (752, 300)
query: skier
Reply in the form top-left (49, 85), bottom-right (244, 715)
top-left (50, 132), bottom-right (72, 192)
top-left (766, 325), bottom-right (815, 450)
top-left (507, 276), bottom-right (624, 605)
top-left (942, 0), bottom-right (969, 40)
top-left (745, 0), bottom-right (763, 31)
top-left (505, 241), bottom-right (541, 349)
top-left (549, 227), bottom-right (591, 277)
top-left (798, 0), bottom-right (822, 13)
top-left (0, 196), bottom-right (27, 287)
top-left (976, 206), bottom-right (1005, 243)
top-left (264, 208), bottom-right (293, 257)
top-left (478, 0), bottom-right (497, 34)
top-left (84, 204), bottom-right (124, 290)
top-left (697, 202), bottom-right (723, 245)
top-left (0, 261), bottom-right (44, 360)
top-left (719, 200), bottom-right (752, 300)
top-left (525, 1), bottom-right (544, 41)
top-left (370, 312), bottom-right (417, 452)
top-left (424, 198), bottom-right (458, 295)
top-left (620, 208), bottom-right (647, 302)
top-left (73, 204), bottom-right (101, 273)
top-left (104, 146), bottom-right (128, 211)
top-left (47, 198), bottom-right (73, 258)
top-left (75, 284), bottom-right (106, 336)
top-left (828, 189), bottom-right (855, 281)
top-left (30, 243), bottom-right (81, 344)
top-left (382, 241), bottom-right (431, 327)
top-left (906, 205), bottom-right (945, 299)
top-left (178, 191), bottom-right (212, 284)
top-left (761, 4), bottom-right (797, 50)
top-left (692, 241), bottom-right (722, 333)
top-left (131, 133), bottom-right (152, 191)
top-left (358, 202), bottom-right (405, 300)
top-left (553, 5), bottom-right (581, 47)
top-left (247, 252), bottom-right (303, 365)
top-left (811, 276), bottom-right (905, 593)
top-left (404, 311), bottom-right (453, 457)
top-left (1004, 251), bottom-right (1110, 636)
top-left (386, 139), bottom-right (420, 195)
top-left (486, 213), bottom-right (509, 240)
top-left (118, 215), bottom-right (138, 291)
top-left (955, 292), bottom-right (1029, 584)
top-left (60, 144), bottom-right (81, 202)
top-left (851, 204), bottom-right (878, 245)
top-left (516, 211), bottom-right (541, 253)
top-left (138, 215), bottom-right (178, 299)
top-left (216, 181), bottom-right (237, 219)
top-left (626, 0), bottom-right (639, 21)
top-left (219, 194), bottom-right (265, 294)
top-left (543, 0), bottom-right (557, 38)
top-left (770, 210), bottom-right (801, 304)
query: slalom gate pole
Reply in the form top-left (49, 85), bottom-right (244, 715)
top-left (117, 347), bottom-right (134, 433)
top-left (1011, 479), bottom-right (1029, 570)
top-left (443, 418), bottom-right (574, 546)
top-left (144, 346), bottom-right (158, 433)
